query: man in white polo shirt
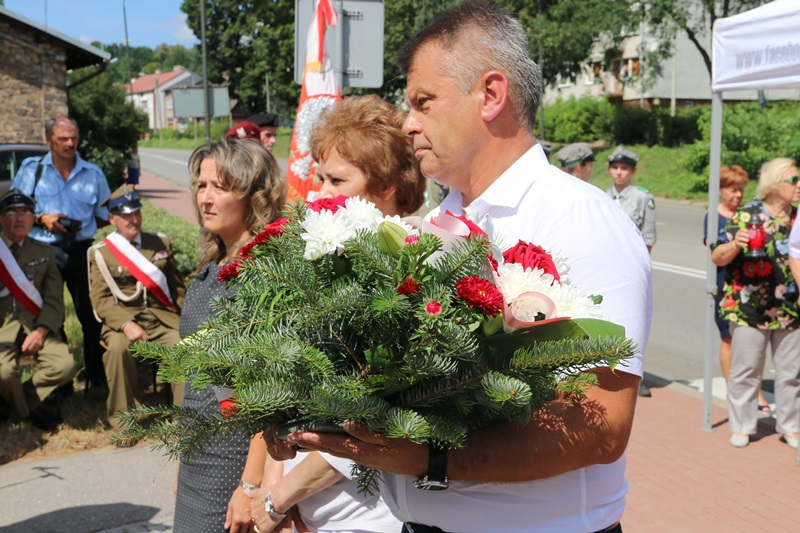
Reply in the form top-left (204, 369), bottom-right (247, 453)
top-left (268, 4), bottom-right (653, 532)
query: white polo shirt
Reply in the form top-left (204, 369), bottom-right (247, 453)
top-left (380, 144), bottom-right (653, 532)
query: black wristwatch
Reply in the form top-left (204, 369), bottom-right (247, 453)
top-left (414, 442), bottom-right (449, 491)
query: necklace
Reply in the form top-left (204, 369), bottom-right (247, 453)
top-left (764, 203), bottom-right (790, 220)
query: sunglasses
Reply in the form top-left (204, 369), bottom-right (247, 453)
top-left (783, 175), bottom-right (800, 185)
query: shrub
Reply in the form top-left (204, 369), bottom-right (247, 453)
top-left (539, 96), bottom-right (614, 143)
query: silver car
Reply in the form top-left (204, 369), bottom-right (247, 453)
top-left (0, 143), bottom-right (49, 195)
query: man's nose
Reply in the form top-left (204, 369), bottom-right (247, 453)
top-left (402, 112), bottom-right (421, 137)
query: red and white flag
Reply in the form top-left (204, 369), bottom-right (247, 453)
top-left (286, 0), bottom-right (342, 202)
top-left (0, 240), bottom-right (42, 316)
top-left (104, 232), bottom-right (177, 311)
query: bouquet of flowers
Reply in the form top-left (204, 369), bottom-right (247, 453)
top-left (119, 196), bottom-right (634, 486)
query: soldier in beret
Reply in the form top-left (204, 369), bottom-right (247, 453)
top-left (88, 186), bottom-right (185, 430)
top-left (605, 146), bottom-right (655, 397)
top-left (554, 142), bottom-right (595, 181)
top-left (0, 189), bottom-right (74, 431)
top-left (225, 120), bottom-right (262, 143)
top-left (246, 112), bottom-right (279, 151)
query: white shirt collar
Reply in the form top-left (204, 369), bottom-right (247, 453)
top-left (439, 143), bottom-right (547, 220)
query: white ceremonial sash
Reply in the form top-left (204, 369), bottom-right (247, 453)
top-left (103, 232), bottom-right (177, 311)
top-left (0, 240), bottom-right (43, 316)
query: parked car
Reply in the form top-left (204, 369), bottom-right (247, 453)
top-left (0, 143), bottom-right (49, 195)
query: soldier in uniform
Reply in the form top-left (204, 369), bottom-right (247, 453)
top-left (605, 146), bottom-right (656, 252)
top-left (88, 186), bottom-right (185, 427)
top-left (554, 142), bottom-right (595, 181)
top-left (0, 189), bottom-right (74, 431)
top-left (605, 146), bottom-right (655, 397)
top-left (245, 112), bottom-right (279, 151)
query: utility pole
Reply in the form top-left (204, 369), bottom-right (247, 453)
top-left (266, 71), bottom-right (271, 113)
top-left (123, 0), bottom-right (133, 102)
top-left (200, 0), bottom-right (211, 144)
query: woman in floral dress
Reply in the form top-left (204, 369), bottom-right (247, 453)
top-left (711, 157), bottom-right (800, 450)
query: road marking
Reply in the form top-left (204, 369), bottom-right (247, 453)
top-left (141, 152), bottom-right (188, 166)
top-left (651, 261), bottom-right (706, 279)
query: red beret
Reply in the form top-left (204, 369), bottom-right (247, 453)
top-left (225, 121), bottom-right (261, 141)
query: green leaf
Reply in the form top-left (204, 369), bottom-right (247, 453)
top-left (485, 318), bottom-right (625, 352)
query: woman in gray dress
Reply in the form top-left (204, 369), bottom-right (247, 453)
top-left (173, 138), bottom-right (286, 532)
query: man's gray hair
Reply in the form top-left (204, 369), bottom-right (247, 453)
top-left (45, 116), bottom-right (79, 137)
top-left (395, 2), bottom-right (542, 129)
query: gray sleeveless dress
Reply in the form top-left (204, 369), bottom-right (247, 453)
top-left (173, 263), bottom-right (250, 532)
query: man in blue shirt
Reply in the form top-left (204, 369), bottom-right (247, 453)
top-left (13, 116), bottom-right (111, 389)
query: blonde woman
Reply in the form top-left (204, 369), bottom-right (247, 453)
top-left (173, 138), bottom-right (286, 532)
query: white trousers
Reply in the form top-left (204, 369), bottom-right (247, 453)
top-left (728, 324), bottom-right (800, 434)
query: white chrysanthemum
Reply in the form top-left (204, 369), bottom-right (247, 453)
top-left (549, 251), bottom-right (571, 283)
top-left (382, 214), bottom-right (420, 237)
top-left (342, 197), bottom-right (384, 231)
top-left (300, 209), bottom-right (355, 260)
top-left (548, 283), bottom-right (607, 320)
top-left (494, 263), bottom-right (559, 303)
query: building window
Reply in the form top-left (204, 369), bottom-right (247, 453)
top-left (556, 74), bottom-right (572, 89)
top-left (613, 57), bottom-right (640, 80)
top-left (167, 98), bottom-right (173, 110)
top-left (585, 63), bottom-right (603, 85)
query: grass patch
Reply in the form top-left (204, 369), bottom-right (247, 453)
top-left (0, 199), bottom-right (198, 465)
top-left (140, 126), bottom-right (292, 159)
top-left (588, 144), bottom-right (758, 202)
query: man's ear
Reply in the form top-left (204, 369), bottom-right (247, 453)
top-left (478, 71), bottom-right (509, 122)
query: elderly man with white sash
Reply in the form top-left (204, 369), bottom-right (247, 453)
top-left (88, 185), bottom-right (185, 429)
top-left (0, 189), bottom-right (74, 431)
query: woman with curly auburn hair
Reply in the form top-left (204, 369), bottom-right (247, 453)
top-left (174, 138), bottom-right (286, 532)
top-left (711, 157), bottom-right (800, 450)
top-left (311, 94), bottom-right (426, 216)
top-left (247, 95), bottom-right (424, 533)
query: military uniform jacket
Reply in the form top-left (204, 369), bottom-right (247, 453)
top-left (89, 232), bottom-right (185, 331)
top-left (0, 237), bottom-right (64, 334)
top-left (606, 183), bottom-right (657, 246)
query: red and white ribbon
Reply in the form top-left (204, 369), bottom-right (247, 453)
top-left (103, 232), bottom-right (177, 311)
top-left (0, 240), bottom-right (42, 316)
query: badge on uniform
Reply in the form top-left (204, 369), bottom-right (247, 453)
top-left (151, 250), bottom-right (169, 262)
top-left (27, 257), bottom-right (48, 267)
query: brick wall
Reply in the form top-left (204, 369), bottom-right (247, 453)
top-left (0, 19), bottom-right (68, 144)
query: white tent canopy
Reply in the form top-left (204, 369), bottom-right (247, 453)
top-left (703, 0), bottom-right (800, 431)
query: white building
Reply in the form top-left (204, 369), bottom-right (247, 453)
top-left (124, 68), bottom-right (200, 130)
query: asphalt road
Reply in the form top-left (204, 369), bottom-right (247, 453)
top-left (139, 147), bottom-right (734, 387)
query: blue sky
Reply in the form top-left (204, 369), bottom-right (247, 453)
top-left (5, 0), bottom-right (198, 49)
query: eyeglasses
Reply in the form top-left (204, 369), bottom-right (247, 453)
top-left (2, 210), bottom-right (35, 218)
top-left (783, 176), bottom-right (800, 185)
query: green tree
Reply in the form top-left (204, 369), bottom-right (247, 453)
top-left (181, 0), bottom-right (297, 117)
top-left (68, 71), bottom-right (149, 189)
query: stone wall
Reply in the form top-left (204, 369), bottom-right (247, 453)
top-left (0, 19), bottom-right (68, 144)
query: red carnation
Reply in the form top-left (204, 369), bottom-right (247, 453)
top-left (502, 240), bottom-right (560, 282)
top-left (425, 301), bottom-right (442, 315)
top-left (397, 277), bottom-right (420, 295)
top-left (239, 218), bottom-right (291, 260)
top-left (455, 275), bottom-right (504, 316)
top-left (444, 210), bottom-right (487, 238)
top-left (218, 259), bottom-right (242, 282)
top-left (219, 398), bottom-right (238, 418)
top-left (308, 195), bottom-right (348, 213)
top-left (405, 235), bottom-right (420, 244)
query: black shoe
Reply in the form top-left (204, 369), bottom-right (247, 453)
top-left (29, 406), bottom-right (61, 432)
top-left (54, 381), bottom-right (74, 400)
top-left (638, 382), bottom-right (652, 397)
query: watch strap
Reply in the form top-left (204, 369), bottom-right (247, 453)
top-left (264, 487), bottom-right (287, 520)
top-left (414, 442), bottom-right (449, 491)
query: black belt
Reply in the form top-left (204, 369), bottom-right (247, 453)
top-left (403, 522), bottom-right (622, 533)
